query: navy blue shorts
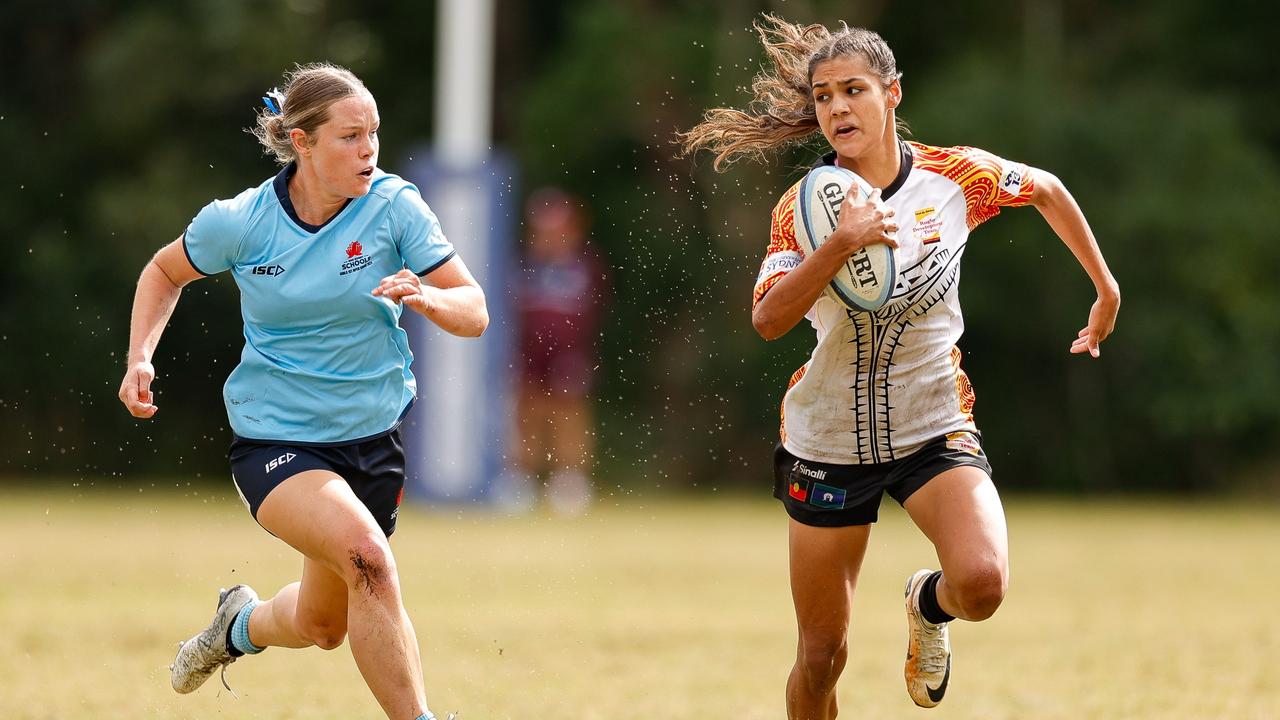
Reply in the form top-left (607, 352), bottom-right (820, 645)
top-left (229, 429), bottom-right (407, 537)
top-left (773, 431), bottom-right (993, 527)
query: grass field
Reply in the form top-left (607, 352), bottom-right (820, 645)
top-left (1, 487), bottom-right (1277, 719)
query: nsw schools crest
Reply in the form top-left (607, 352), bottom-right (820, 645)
top-left (340, 241), bottom-right (373, 276)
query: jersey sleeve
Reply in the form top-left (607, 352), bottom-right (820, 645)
top-left (912, 144), bottom-right (1036, 229)
top-left (966, 145), bottom-right (1035, 210)
top-left (391, 184), bottom-right (457, 276)
top-left (182, 200), bottom-right (244, 275)
top-left (753, 182), bottom-right (804, 309)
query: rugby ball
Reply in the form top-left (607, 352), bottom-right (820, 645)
top-left (795, 165), bottom-right (896, 312)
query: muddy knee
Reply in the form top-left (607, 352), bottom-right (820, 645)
top-left (950, 565), bottom-right (1007, 620)
top-left (343, 537), bottom-right (398, 597)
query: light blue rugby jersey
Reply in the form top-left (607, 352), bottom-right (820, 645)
top-left (183, 163), bottom-right (456, 444)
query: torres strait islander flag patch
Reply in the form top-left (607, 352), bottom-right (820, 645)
top-left (810, 483), bottom-right (847, 509)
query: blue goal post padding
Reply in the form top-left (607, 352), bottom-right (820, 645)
top-left (400, 149), bottom-right (517, 504)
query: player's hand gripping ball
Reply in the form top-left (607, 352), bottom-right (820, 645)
top-left (795, 165), bottom-right (898, 312)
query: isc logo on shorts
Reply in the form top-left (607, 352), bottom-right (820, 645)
top-left (265, 452), bottom-right (297, 473)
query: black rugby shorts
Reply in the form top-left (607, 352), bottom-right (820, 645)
top-left (773, 431), bottom-right (993, 527)
top-left (229, 429), bottom-right (407, 537)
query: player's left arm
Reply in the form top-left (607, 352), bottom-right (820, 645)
top-left (1027, 168), bottom-right (1120, 357)
top-left (373, 256), bottom-right (489, 337)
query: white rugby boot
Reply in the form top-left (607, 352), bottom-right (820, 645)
top-left (904, 569), bottom-right (952, 708)
top-left (170, 584), bottom-right (259, 693)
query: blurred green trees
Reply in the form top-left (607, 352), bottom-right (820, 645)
top-left (517, 0), bottom-right (1280, 492)
top-left (3, 0), bottom-right (1277, 492)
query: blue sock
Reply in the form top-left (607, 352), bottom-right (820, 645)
top-left (229, 599), bottom-right (265, 655)
top-left (415, 714), bottom-right (433, 720)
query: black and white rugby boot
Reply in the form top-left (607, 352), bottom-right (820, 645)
top-left (904, 569), bottom-right (952, 708)
top-left (169, 584), bottom-right (259, 694)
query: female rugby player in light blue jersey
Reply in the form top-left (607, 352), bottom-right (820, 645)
top-left (118, 63), bottom-right (484, 720)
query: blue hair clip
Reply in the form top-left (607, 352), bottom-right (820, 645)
top-left (262, 89), bottom-right (285, 116)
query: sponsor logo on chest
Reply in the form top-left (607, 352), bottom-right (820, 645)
top-left (912, 207), bottom-right (943, 245)
top-left (340, 240), bottom-right (374, 276)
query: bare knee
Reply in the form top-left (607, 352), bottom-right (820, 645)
top-left (796, 630), bottom-right (848, 691)
top-left (341, 535), bottom-right (400, 599)
top-left (949, 564), bottom-right (1007, 621)
top-left (294, 609), bottom-right (347, 650)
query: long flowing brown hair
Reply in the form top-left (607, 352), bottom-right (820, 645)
top-left (678, 14), bottom-right (903, 172)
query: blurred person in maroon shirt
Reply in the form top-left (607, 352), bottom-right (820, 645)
top-left (499, 187), bottom-right (608, 514)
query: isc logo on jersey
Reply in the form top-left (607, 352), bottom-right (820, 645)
top-left (265, 452), bottom-right (296, 473)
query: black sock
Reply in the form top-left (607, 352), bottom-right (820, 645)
top-left (226, 623), bottom-right (244, 657)
top-left (918, 570), bottom-right (955, 625)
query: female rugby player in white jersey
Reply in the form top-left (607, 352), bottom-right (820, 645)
top-left (118, 63), bottom-right (485, 720)
top-left (682, 16), bottom-right (1119, 719)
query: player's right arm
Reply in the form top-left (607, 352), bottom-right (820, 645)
top-left (118, 237), bottom-right (205, 418)
top-left (752, 186), bottom-right (898, 341)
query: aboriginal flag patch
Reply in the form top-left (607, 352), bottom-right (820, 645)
top-left (788, 478), bottom-right (810, 502)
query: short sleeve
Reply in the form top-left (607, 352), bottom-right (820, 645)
top-left (964, 146), bottom-right (1034, 208)
top-left (391, 185), bottom-right (457, 276)
top-left (753, 182), bottom-right (804, 309)
top-left (183, 200), bottom-right (243, 275)
top-left (955, 146), bottom-right (1036, 229)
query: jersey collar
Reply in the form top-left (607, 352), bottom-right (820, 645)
top-left (813, 138), bottom-right (914, 201)
top-left (273, 162), bottom-right (354, 234)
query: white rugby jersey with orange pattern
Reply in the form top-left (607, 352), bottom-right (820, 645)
top-left (754, 139), bottom-right (1036, 465)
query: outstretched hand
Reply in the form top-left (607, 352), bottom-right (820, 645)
top-left (1070, 294), bottom-right (1120, 358)
top-left (119, 361), bottom-right (158, 418)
